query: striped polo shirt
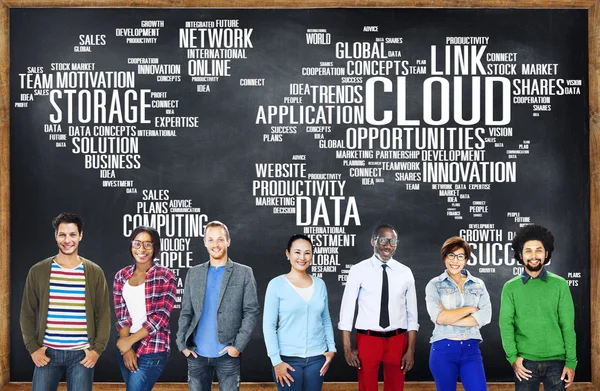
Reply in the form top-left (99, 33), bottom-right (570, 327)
top-left (42, 260), bottom-right (89, 350)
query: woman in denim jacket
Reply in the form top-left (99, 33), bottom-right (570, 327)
top-left (425, 236), bottom-right (492, 391)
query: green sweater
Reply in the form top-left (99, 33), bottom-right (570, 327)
top-left (499, 270), bottom-right (577, 369)
top-left (20, 256), bottom-right (111, 355)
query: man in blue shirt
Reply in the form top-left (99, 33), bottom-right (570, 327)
top-left (176, 221), bottom-right (260, 391)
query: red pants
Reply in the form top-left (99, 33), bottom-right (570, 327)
top-left (356, 331), bottom-right (408, 391)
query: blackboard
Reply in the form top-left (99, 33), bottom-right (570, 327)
top-left (8, 8), bottom-right (591, 383)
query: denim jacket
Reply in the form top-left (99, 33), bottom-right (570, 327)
top-left (425, 269), bottom-right (492, 343)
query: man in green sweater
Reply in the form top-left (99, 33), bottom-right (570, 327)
top-left (499, 225), bottom-right (576, 390)
top-left (20, 212), bottom-right (111, 391)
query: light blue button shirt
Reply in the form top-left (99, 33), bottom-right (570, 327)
top-left (425, 269), bottom-right (492, 343)
top-left (194, 265), bottom-right (227, 357)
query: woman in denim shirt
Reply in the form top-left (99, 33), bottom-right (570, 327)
top-left (425, 236), bottom-right (492, 391)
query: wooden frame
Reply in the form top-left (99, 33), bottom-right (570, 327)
top-left (0, 1), bottom-right (598, 390)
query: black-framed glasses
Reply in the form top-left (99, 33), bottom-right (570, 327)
top-left (132, 240), bottom-right (153, 250)
top-left (447, 253), bottom-right (466, 261)
top-left (375, 237), bottom-right (398, 246)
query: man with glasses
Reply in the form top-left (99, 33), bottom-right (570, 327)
top-left (339, 224), bottom-right (419, 391)
top-left (20, 212), bottom-right (111, 391)
top-left (499, 225), bottom-right (577, 390)
top-left (176, 220), bottom-right (260, 391)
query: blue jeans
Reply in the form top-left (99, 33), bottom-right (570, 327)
top-left (187, 353), bottom-right (241, 391)
top-left (429, 339), bottom-right (487, 391)
top-left (515, 359), bottom-right (566, 391)
top-left (31, 347), bottom-right (93, 391)
top-left (272, 355), bottom-right (326, 391)
top-left (117, 350), bottom-right (168, 391)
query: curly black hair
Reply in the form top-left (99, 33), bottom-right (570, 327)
top-left (511, 224), bottom-right (554, 264)
top-left (129, 225), bottom-right (161, 261)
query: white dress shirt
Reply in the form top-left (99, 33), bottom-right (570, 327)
top-left (338, 255), bottom-right (419, 332)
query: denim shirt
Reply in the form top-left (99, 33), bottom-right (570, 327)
top-left (425, 269), bottom-right (492, 343)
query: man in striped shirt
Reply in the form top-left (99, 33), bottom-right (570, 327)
top-left (20, 212), bottom-right (111, 391)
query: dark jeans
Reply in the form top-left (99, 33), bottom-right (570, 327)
top-left (515, 359), bottom-right (566, 391)
top-left (31, 347), bottom-right (93, 391)
top-left (187, 353), bottom-right (241, 391)
top-left (117, 350), bottom-right (168, 391)
top-left (272, 355), bottom-right (326, 391)
top-left (429, 339), bottom-right (487, 391)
